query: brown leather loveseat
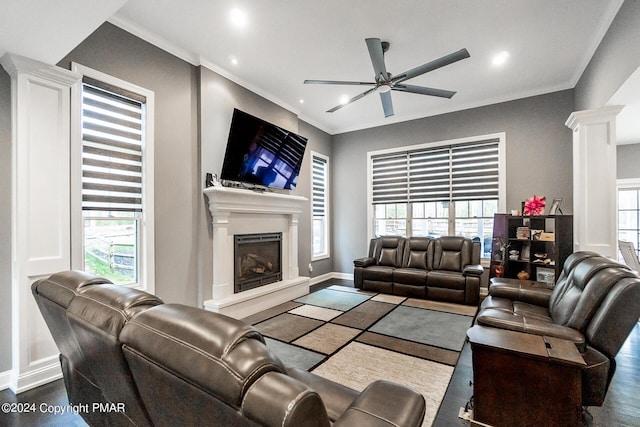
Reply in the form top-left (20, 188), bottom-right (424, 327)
top-left (354, 236), bottom-right (483, 305)
top-left (475, 251), bottom-right (640, 407)
top-left (32, 271), bottom-right (426, 427)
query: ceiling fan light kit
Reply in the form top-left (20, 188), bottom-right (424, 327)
top-left (304, 38), bottom-right (470, 118)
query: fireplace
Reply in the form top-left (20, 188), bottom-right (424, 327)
top-left (203, 185), bottom-right (310, 319)
top-left (235, 233), bottom-right (282, 293)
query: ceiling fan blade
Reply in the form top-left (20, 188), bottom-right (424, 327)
top-left (392, 48), bottom-right (470, 84)
top-left (380, 91), bottom-right (394, 117)
top-left (393, 84), bottom-right (457, 99)
top-left (365, 38), bottom-right (388, 82)
top-left (304, 79), bottom-right (376, 86)
top-left (327, 87), bottom-right (377, 113)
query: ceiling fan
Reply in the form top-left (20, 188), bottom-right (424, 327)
top-left (304, 38), bottom-right (470, 118)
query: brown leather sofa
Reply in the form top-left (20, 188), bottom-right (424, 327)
top-left (354, 236), bottom-right (483, 305)
top-left (475, 251), bottom-right (640, 407)
top-left (32, 271), bottom-right (426, 427)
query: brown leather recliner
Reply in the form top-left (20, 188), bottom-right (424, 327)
top-left (66, 282), bottom-right (163, 426)
top-left (476, 252), bottom-right (640, 406)
top-left (354, 236), bottom-right (482, 305)
top-left (31, 271), bottom-right (117, 426)
top-left (33, 271), bottom-right (426, 427)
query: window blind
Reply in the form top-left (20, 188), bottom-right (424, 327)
top-left (371, 139), bottom-right (499, 204)
top-left (312, 156), bottom-right (327, 217)
top-left (81, 81), bottom-right (145, 212)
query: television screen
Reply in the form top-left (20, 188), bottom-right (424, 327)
top-left (220, 109), bottom-right (308, 190)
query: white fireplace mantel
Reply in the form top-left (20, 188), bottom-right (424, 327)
top-left (202, 185), bottom-right (310, 318)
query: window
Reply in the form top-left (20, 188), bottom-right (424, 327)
top-left (368, 134), bottom-right (505, 258)
top-left (71, 64), bottom-right (155, 291)
top-left (311, 152), bottom-right (330, 260)
top-left (617, 179), bottom-right (640, 262)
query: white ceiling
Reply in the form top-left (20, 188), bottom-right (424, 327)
top-left (0, 0), bottom-right (629, 136)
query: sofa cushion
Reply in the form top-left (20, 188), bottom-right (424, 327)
top-left (379, 247), bottom-right (399, 267)
top-left (376, 236), bottom-right (405, 267)
top-left (475, 308), bottom-right (586, 347)
top-left (362, 265), bottom-right (395, 282)
top-left (549, 257), bottom-right (628, 326)
top-left (402, 237), bottom-right (431, 269)
top-left (427, 270), bottom-right (466, 290)
top-left (393, 268), bottom-right (427, 287)
top-left (121, 304), bottom-right (284, 409)
top-left (431, 236), bottom-right (471, 271)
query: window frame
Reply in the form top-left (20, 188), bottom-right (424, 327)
top-left (617, 178), bottom-right (640, 262)
top-left (366, 133), bottom-right (506, 257)
top-left (70, 63), bottom-right (155, 292)
top-left (310, 151), bottom-right (330, 261)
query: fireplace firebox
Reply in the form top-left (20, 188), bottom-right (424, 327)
top-left (234, 233), bottom-right (282, 293)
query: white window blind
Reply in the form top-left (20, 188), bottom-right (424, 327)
top-left (312, 155), bottom-right (327, 219)
top-left (81, 78), bottom-right (145, 212)
top-left (371, 139), bottom-right (499, 204)
top-left (312, 153), bottom-right (329, 258)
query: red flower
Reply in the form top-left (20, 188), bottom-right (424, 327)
top-left (524, 195), bottom-right (546, 215)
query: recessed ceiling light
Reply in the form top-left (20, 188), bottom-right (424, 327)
top-left (299, 99), bottom-right (304, 104)
top-left (492, 51), bottom-right (510, 67)
top-left (229, 8), bottom-right (248, 28)
top-left (230, 57), bottom-right (238, 65)
top-left (339, 95), bottom-right (349, 105)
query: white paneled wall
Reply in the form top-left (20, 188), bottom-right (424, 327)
top-left (1, 54), bottom-right (80, 393)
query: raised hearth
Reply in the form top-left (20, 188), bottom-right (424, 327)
top-left (203, 185), bottom-right (310, 318)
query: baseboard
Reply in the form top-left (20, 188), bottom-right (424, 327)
top-left (0, 369), bottom-right (12, 391)
top-left (309, 271), bottom-right (354, 286)
top-left (10, 357), bottom-right (62, 394)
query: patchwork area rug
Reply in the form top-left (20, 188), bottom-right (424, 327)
top-left (242, 285), bottom-right (477, 426)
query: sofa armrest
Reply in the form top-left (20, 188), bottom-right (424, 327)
top-left (463, 264), bottom-right (483, 276)
top-left (334, 380), bottom-right (425, 427)
top-left (354, 257), bottom-right (376, 268)
top-left (243, 371), bottom-right (331, 427)
top-left (285, 367), bottom-right (359, 422)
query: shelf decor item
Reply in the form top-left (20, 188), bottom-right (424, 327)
top-left (548, 198), bottom-right (563, 215)
top-left (523, 195), bottom-right (546, 215)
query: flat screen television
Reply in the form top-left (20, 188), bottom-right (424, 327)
top-left (220, 109), bottom-right (308, 190)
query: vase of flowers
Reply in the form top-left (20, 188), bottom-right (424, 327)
top-left (524, 195), bottom-right (546, 216)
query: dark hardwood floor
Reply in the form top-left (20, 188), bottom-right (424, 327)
top-left (1, 280), bottom-right (638, 427)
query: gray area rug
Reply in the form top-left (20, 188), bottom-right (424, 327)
top-left (369, 305), bottom-right (474, 351)
top-left (264, 337), bottom-right (325, 370)
top-left (293, 288), bottom-right (371, 311)
top-left (247, 284), bottom-right (477, 427)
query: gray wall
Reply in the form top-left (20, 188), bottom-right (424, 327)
top-left (196, 66), bottom-right (326, 302)
top-left (56, 23), bottom-right (335, 307)
top-left (618, 143), bottom-right (640, 180)
top-left (331, 90), bottom-right (575, 273)
top-left (0, 67), bottom-right (12, 373)
top-left (575, 0), bottom-right (640, 111)
top-left (298, 120), bottom-right (333, 278)
top-left (58, 22), bottom-right (200, 305)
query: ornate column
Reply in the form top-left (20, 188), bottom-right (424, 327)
top-left (565, 105), bottom-right (623, 257)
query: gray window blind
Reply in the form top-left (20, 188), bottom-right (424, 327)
top-left (312, 156), bottom-right (327, 217)
top-left (371, 139), bottom-right (499, 204)
top-left (81, 80), bottom-right (145, 212)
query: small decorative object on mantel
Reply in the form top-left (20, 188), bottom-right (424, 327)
top-left (523, 195), bottom-right (546, 215)
top-left (517, 270), bottom-right (530, 280)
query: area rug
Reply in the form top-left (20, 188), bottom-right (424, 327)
top-left (243, 285), bottom-right (477, 427)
